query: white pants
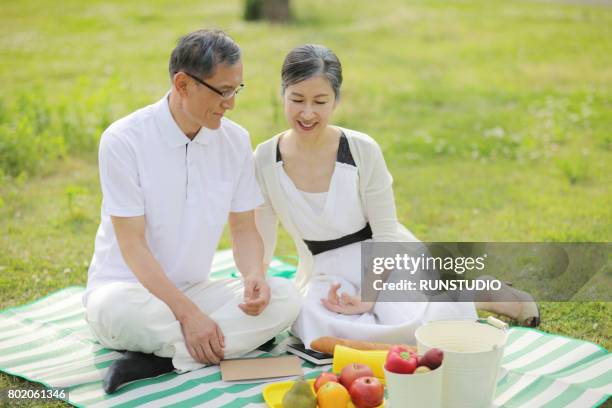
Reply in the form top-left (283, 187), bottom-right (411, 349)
top-left (85, 277), bottom-right (301, 372)
top-left (292, 275), bottom-right (478, 349)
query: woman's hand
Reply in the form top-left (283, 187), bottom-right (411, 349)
top-left (321, 282), bottom-right (374, 315)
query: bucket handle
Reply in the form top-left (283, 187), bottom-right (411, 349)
top-left (476, 316), bottom-right (509, 351)
top-left (483, 316), bottom-right (509, 331)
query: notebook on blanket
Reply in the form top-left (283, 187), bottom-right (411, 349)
top-left (1, 250), bottom-right (610, 407)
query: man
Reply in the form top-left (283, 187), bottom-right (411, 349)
top-left (83, 29), bottom-right (300, 394)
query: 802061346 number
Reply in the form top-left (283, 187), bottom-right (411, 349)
top-left (1, 387), bottom-right (68, 401)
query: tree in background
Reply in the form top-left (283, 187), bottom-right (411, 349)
top-left (244, 0), bottom-right (291, 22)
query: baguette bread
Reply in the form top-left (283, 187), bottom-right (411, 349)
top-left (310, 336), bottom-right (416, 355)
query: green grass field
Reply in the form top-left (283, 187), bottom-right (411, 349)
top-left (1, 0), bottom-right (610, 406)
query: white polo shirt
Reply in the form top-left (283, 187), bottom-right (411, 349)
top-left (83, 93), bottom-right (263, 306)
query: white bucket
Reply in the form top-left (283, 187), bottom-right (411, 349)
top-left (415, 319), bottom-right (507, 408)
top-left (384, 364), bottom-right (442, 408)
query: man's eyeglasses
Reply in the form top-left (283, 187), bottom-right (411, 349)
top-left (183, 72), bottom-right (244, 100)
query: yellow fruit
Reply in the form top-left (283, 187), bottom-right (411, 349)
top-left (317, 381), bottom-right (350, 408)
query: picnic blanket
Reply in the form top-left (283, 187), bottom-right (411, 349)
top-left (1, 251), bottom-right (610, 407)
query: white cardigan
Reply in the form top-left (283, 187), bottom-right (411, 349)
top-left (254, 127), bottom-right (418, 291)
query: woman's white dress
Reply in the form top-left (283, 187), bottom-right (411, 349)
top-left (277, 137), bottom-right (477, 348)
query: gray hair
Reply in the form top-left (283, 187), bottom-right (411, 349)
top-left (281, 44), bottom-right (343, 99)
top-left (169, 29), bottom-right (241, 79)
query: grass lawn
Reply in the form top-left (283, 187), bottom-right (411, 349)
top-left (1, 0), bottom-right (610, 406)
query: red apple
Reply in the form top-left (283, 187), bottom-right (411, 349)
top-left (420, 348), bottom-right (444, 370)
top-left (350, 376), bottom-right (384, 408)
top-left (339, 363), bottom-right (374, 389)
top-left (384, 351), bottom-right (417, 374)
top-left (314, 372), bottom-right (339, 392)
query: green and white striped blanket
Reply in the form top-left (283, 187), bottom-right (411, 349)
top-left (1, 251), bottom-right (610, 407)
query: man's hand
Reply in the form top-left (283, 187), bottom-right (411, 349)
top-left (180, 311), bottom-right (225, 364)
top-left (321, 282), bottom-right (374, 315)
top-left (239, 275), bottom-right (271, 316)
top-left (111, 215), bottom-right (226, 363)
top-left (228, 211), bottom-right (270, 316)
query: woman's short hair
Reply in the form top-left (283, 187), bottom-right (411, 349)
top-left (169, 29), bottom-right (241, 79)
top-left (281, 44), bottom-right (343, 99)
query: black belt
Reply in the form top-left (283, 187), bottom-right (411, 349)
top-left (304, 223), bottom-right (372, 256)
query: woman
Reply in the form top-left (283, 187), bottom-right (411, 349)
top-left (254, 45), bottom-right (538, 348)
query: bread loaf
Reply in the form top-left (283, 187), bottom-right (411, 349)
top-left (310, 336), bottom-right (416, 355)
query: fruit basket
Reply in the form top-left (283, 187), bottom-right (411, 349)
top-left (262, 378), bottom-right (386, 408)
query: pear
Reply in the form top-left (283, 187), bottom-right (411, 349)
top-left (282, 377), bottom-right (316, 408)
